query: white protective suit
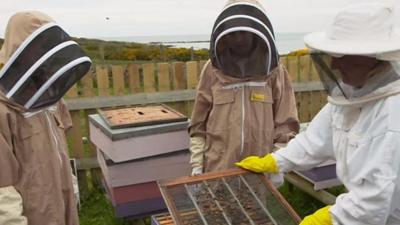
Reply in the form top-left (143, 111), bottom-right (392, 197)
top-left (273, 67), bottom-right (400, 225)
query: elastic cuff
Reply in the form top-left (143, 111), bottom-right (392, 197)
top-left (191, 166), bottom-right (203, 176)
top-left (271, 152), bottom-right (293, 173)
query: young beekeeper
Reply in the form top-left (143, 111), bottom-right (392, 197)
top-left (189, 0), bottom-right (299, 176)
top-left (237, 3), bottom-right (400, 225)
top-left (0, 11), bottom-right (92, 225)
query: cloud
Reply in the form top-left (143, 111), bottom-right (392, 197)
top-left (0, 0), bottom-right (399, 38)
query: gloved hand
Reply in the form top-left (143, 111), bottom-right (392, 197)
top-left (189, 137), bottom-right (205, 175)
top-left (300, 206), bottom-right (333, 225)
top-left (191, 166), bottom-right (203, 176)
top-left (235, 154), bottom-right (279, 173)
top-left (0, 186), bottom-right (28, 225)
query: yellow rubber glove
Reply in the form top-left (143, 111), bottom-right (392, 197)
top-left (300, 206), bottom-right (333, 225)
top-left (235, 154), bottom-right (279, 173)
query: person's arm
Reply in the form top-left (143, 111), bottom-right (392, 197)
top-left (188, 60), bottom-right (213, 174)
top-left (273, 103), bottom-right (335, 172)
top-left (0, 117), bottom-right (27, 225)
top-left (272, 63), bottom-right (300, 145)
top-left (329, 131), bottom-right (400, 225)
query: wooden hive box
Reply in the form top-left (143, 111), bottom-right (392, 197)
top-left (102, 179), bottom-right (167, 219)
top-left (151, 213), bottom-right (174, 225)
top-left (97, 149), bottom-right (191, 188)
top-left (89, 114), bottom-right (190, 163)
top-left (106, 181), bottom-right (162, 205)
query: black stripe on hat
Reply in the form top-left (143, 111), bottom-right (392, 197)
top-left (212, 17), bottom-right (276, 52)
top-left (0, 24), bottom-right (71, 94)
top-left (212, 3), bottom-right (275, 38)
top-left (27, 58), bottom-right (91, 110)
top-left (10, 43), bottom-right (90, 108)
top-left (211, 17), bottom-right (278, 71)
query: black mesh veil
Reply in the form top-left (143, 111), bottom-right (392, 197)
top-left (210, 2), bottom-right (279, 77)
top-left (0, 23), bottom-right (91, 110)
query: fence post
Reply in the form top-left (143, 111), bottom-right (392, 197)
top-left (287, 56), bottom-right (299, 82)
top-left (127, 64), bottom-right (142, 93)
top-left (66, 84), bottom-right (79, 98)
top-left (81, 69), bottom-right (102, 188)
top-left (112, 65), bottom-right (126, 96)
top-left (298, 55), bottom-right (312, 122)
top-left (143, 63), bottom-right (156, 93)
top-left (66, 83), bottom-right (89, 196)
top-left (186, 61), bottom-right (198, 117)
top-left (198, 60), bottom-right (207, 80)
top-left (172, 62), bottom-right (188, 115)
top-left (96, 65), bottom-right (110, 96)
top-left (157, 63), bottom-right (171, 92)
top-left (186, 61), bottom-right (198, 90)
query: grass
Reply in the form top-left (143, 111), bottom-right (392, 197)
top-left (279, 182), bottom-right (346, 218)
top-left (279, 182), bottom-right (324, 218)
top-left (79, 188), bottom-right (126, 225)
top-left (78, 181), bottom-right (345, 225)
top-left (79, 188), bottom-right (152, 225)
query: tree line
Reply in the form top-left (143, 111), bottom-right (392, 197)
top-left (0, 37), bottom-right (210, 63)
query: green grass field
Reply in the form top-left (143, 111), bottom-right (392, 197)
top-left (79, 188), bottom-right (152, 225)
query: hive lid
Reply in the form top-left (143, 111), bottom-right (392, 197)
top-left (98, 104), bottom-right (188, 130)
top-left (294, 164), bottom-right (342, 190)
top-left (89, 114), bottom-right (189, 141)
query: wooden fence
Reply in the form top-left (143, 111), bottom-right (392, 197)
top-left (64, 55), bottom-right (328, 195)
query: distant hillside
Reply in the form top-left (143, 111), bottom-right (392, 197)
top-left (0, 37), bottom-right (209, 62)
top-left (75, 37), bottom-right (209, 62)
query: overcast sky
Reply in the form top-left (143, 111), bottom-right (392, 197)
top-left (1, 0), bottom-right (399, 38)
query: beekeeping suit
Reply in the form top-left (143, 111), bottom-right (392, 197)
top-left (189, 0), bottom-right (299, 175)
top-left (237, 3), bottom-right (400, 225)
top-left (0, 11), bottom-right (91, 225)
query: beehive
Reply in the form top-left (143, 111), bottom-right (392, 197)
top-left (89, 105), bottom-right (191, 219)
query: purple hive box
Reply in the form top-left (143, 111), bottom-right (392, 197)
top-left (103, 179), bottom-right (167, 218)
top-left (97, 149), bottom-right (191, 188)
top-left (294, 161), bottom-right (342, 190)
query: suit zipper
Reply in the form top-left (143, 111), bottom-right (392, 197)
top-left (240, 87), bottom-right (245, 157)
top-left (45, 111), bottom-right (63, 165)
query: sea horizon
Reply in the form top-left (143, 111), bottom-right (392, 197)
top-left (99, 33), bottom-right (307, 54)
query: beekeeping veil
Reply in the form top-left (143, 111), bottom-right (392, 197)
top-left (210, 0), bottom-right (279, 78)
top-left (304, 3), bottom-right (400, 100)
top-left (0, 11), bottom-right (91, 111)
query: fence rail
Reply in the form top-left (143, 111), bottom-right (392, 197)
top-left (64, 55), bottom-right (328, 195)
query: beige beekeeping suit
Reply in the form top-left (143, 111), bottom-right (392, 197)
top-left (0, 11), bottom-right (78, 225)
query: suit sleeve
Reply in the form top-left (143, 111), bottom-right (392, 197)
top-left (188, 60), bottom-right (213, 169)
top-left (0, 110), bottom-right (26, 225)
top-left (272, 63), bottom-right (300, 144)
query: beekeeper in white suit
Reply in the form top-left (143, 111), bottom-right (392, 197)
top-left (237, 2), bottom-right (400, 225)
